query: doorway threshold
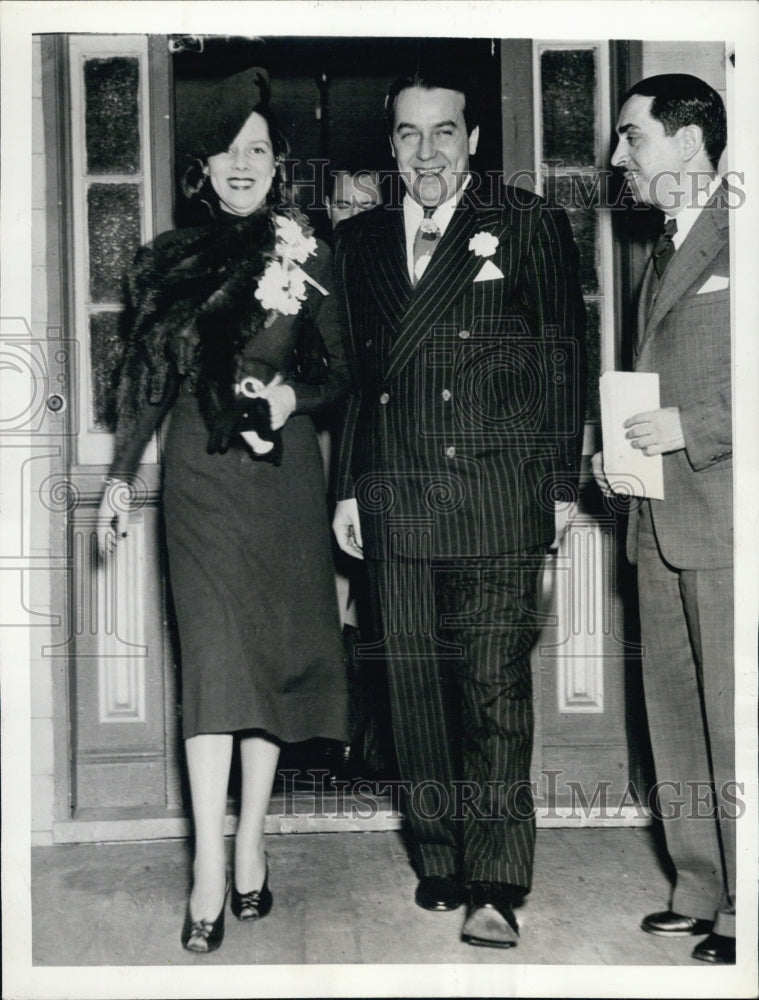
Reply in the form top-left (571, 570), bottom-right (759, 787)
top-left (51, 792), bottom-right (650, 844)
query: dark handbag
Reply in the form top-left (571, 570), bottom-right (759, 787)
top-left (290, 307), bottom-right (329, 384)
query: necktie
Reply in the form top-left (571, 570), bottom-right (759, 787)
top-left (412, 207), bottom-right (441, 285)
top-left (652, 218), bottom-right (678, 279)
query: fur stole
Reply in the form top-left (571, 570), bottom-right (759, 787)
top-left (113, 207), bottom-right (308, 457)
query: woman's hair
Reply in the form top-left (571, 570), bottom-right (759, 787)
top-left (180, 101), bottom-right (292, 217)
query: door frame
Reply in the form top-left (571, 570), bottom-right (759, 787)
top-left (43, 34), bottom-right (652, 841)
top-left (43, 33), bottom-right (177, 835)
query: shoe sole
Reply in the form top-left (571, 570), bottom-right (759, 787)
top-left (641, 925), bottom-right (712, 937)
top-left (415, 898), bottom-right (464, 911)
top-left (461, 906), bottom-right (519, 948)
top-left (462, 932), bottom-right (517, 949)
top-left (692, 951), bottom-right (734, 964)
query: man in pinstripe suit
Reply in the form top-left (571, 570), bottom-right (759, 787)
top-left (593, 75), bottom-right (734, 964)
top-left (333, 70), bottom-right (586, 948)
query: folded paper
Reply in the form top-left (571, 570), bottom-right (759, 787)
top-left (600, 371), bottom-right (664, 500)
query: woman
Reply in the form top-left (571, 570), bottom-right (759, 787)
top-left (98, 69), bottom-right (348, 953)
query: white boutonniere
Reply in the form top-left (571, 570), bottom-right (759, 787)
top-left (468, 231), bottom-right (499, 258)
top-left (255, 215), bottom-right (324, 316)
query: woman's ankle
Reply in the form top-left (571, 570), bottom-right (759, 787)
top-left (234, 839), bottom-right (267, 891)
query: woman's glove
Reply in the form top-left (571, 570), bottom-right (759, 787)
top-left (237, 395), bottom-right (283, 466)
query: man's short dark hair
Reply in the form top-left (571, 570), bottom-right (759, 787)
top-left (327, 161), bottom-right (380, 199)
top-left (623, 73), bottom-right (727, 169)
top-left (384, 70), bottom-right (482, 136)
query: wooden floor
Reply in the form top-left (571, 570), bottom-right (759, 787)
top-left (32, 826), bottom-right (723, 968)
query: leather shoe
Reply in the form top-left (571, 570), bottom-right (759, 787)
top-left (461, 882), bottom-right (520, 949)
top-left (641, 910), bottom-right (713, 937)
top-left (231, 863), bottom-right (273, 921)
top-left (692, 932), bottom-right (735, 964)
top-left (414, 875), bottom-right (464, 911)
top-left (181, 881), bottom-right (229, 953)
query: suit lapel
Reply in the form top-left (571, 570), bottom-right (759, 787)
top-left (640, 190), bottom-right (729, 350)
top-left (361, 206), bottom-right (412, 332)
top-left (384, 195), bottom-right (507, 383)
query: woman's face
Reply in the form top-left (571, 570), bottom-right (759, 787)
top-left (206, 112), bottom-right (277, 216)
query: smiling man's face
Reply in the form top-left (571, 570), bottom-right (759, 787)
top-left (390, 86), bottom-right (479, 208)
top-left (611, 94), bottom-right (686, 213)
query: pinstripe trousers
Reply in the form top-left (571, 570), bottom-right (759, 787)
top-left (365, 549), bottom-right (544, 890)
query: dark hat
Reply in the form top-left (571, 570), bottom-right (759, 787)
top-left (191, 66), bottom-right (271, 158)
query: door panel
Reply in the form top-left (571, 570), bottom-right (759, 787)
top-left (56, 34), bottom-right (180, 818)
top-left (503, 40), bottom-right (641, 810)
top-left (70, 505), bottom-right (176, 809)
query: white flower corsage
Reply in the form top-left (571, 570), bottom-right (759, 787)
top-left (468, 231), bottom-right (499, 258)
top-left (255, 215), bottom-right (324, 316)
top-left (274, 214), bottom-right (317, 264)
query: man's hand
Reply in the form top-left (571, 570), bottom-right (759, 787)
top-left (551, 499), bottom-right (574, 549)
top-left (250, 373), bottom-right (296, 430)
top-left (624, 407), bottom-right (684, 456)
top-left (591, 451), bottom-right (614, 497)
top-left (333, 497), bottom-right (363, 559)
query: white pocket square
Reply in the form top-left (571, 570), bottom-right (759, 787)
top-left (697, 274), bottom-right (729, 294)
top-left (473, 260), bottom-right (504, 283)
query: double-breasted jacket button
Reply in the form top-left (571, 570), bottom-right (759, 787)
top-left (441, 389), bottom-right (452, 402)
top-left (458, 329), bottom-right (470, 340)
top-left (365, 338), bottom-right (373, 348)
top-left (445, 445), bottom-right (456, 458)
top-left (379, 392), bottom-right (390, 405)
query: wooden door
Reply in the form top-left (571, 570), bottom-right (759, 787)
top-left (501, 40), bottom-right (649, 817)
top-left (45, 34), bottom-right (182, 823)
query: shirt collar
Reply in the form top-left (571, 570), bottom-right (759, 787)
top-left (403, 173), bottom-right (472, 231)
top-left (402, 175), bottom-right (471, 282)
top-left (667, 174), bottom-right (722, 249)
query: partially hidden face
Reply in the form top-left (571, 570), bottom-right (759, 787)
top-left (390, 86), bottom-right (479, 208)
top-left (611, 94), bottom-right (686, 213)
top-left (206, 111), bottom-right (277, 216)
top-left (327, 172), bottom-right (383, 228)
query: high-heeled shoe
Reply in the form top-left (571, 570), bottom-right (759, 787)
top-left (231, 863), bottom-right (273, 921)
top-left (181, 880), bottom-right (229, 953)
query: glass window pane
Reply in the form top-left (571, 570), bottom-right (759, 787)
top-left (84, 56), bottom-right (140, 175)
top-left (547, 175), bottom-right (600, 295)
top-left (87, 183), bottom-right (141, 303)
top-left (89, 311), bottom-right (125, 430)
top-left (541, 49), bottom-right (596, 167)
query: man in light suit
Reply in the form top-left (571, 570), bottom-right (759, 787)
top-left (333, 68), bottom-right (585, 947)
top-left (593, 74), bottom-right (734, 964)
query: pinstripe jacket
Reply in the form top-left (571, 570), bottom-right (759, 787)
top-left (628, 184), bottom-right (732, 570)
top-left (333, 186), bottom-right (586, 561)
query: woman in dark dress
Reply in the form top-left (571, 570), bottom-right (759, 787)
top-left (97, 70), bottom-right (348, 953)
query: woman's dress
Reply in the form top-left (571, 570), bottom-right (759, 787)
top-left (111, 218), bottom-right (349, 742)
